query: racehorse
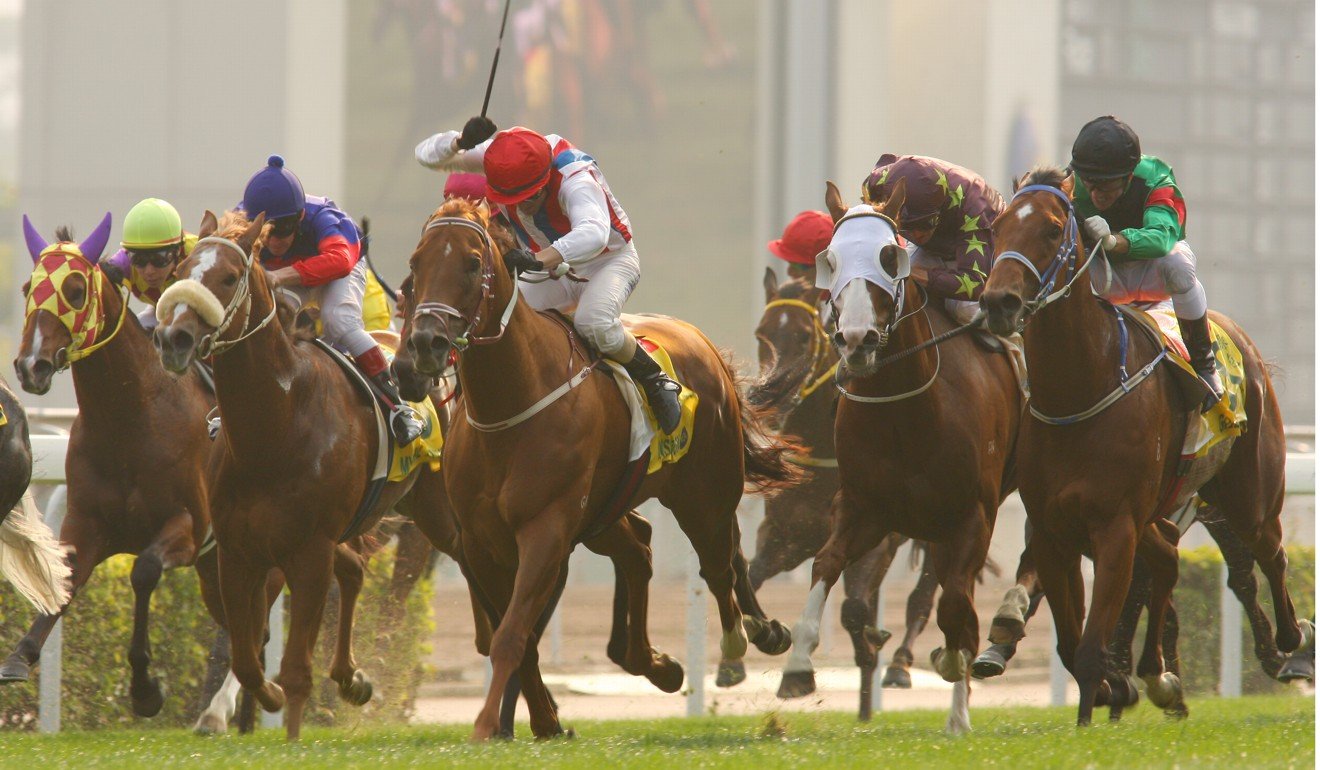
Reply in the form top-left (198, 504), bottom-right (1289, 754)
top-left (0, 375), bottom-right (70, 614)
top-left (777, 180), bottom-right (1021, 735)
top-left (749, 273), bottom-right (940, 717)
top-left (396, 197), bottom-right (797, 741)
top-left (153, 210), bottom-right (469, 740)
top-left (979, 167), bottom-right (1301, 725)
top-left (5, 215), bottom-right (222, 719)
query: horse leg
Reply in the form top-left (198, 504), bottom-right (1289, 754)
top-left (779, 493), bottom-right (888, 699)
top-left (1074, 517), bottom-right (1138, 727)
top-left (521, 560), bottom-right (571, 740)
top-left (276, 536), bottom-right (338, 741)
top-left (1197, 509), bottom-right (1284, 677)
top-left (1030, 533), bottom-right (1084, 694)
top-left (471, 516), bottom-right (572, 742)
top-left (747, 496), bottom-right (820, 591)
top-left (320, 542), bottom-right (371, 708)
top-left (1104, 550), bottom-right (1149, 723)
top-left (219, 547), bottom-right (286, 717)
top-left (1134, 522), bottom-right (1185, 718)
top-left (0, 519), bottom-right (104, 682)
top-left (975, 523), bottom-right (1046, 679)
top-left (584, 512), bottom-right (685, 693)
top-left (928, 512), bottom-right (991, 735)
top-left (840, 534), bottom-right (899, 719)
top-left (389, 522), bottom-right (435, 608)
top-left (127, 516), bottom-right (195, 717)
top-left (731, 546), bottom-right (792, 657)
top-left (886, 543), bottom-right (938, 689)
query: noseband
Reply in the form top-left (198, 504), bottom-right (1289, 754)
top-left (189, 235), bottom-right (278, 358)
top-left (994, 184), bottom-right (1105, 316)
top-left (412, 216), bottom-right (516, 350)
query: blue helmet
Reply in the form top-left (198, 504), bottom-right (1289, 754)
top-left (241, 155), bottom-right (306, 219)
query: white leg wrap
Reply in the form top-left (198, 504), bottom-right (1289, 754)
top-left (995, 584), bottom-right (1031, 624)
top-left (193, 671), bottom-right (241, 734)
top-left (783, 582), bottom-right (828, 675)
top-left (945, 678), bottom-right (972, 735)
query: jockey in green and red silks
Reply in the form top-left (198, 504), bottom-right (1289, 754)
top-left (861, 154), bottom-right (1006, 325)
top-left (1069, 115), bottom-right (1224, 406)
top-left (239, 155), bottom-right (426, 445)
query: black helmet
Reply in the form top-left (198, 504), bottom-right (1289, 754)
top-left (1070, 116), bottom-right (1141, 180)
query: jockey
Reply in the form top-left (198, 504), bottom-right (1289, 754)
top-left (1070, 115), bottom-right (1224, 406)
top-left (862, 154), bottom-right (1005, 325)
top-left (768, 210), bottom-right (832, 286)
top-left (240, 155), bottom-right (426, 445)
top-left (102, 198), bottom-right (198, 331)
top-left (414, 117), bottom-right (683, 432)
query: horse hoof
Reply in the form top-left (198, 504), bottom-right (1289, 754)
top-left (746, 617), bottom-right (792, 656)
top-left (339, 670), bottom-right (374, 706)
top-left (881, 666), bottom-right (911, 689)
top-left (0, 658), bottom-right (31, 684)
top-left (648, 655), bottom-right (685, 693)
top-left (716, 660), bottom-right (746, 688)
top-left (193, 712), bottom-right (228, 736)
top-left (931, 647), bottom-right (969, 683)
top-left (988, 616), bottom-right (1025, 646)
top-left (777, 669), bottom-right (816, 699)
top-left (971, 645), bottom-right (1011, 680)
top-left (130, 677), bottom-right (165, 718)
top-left (1142, 673), bottom-right (1180, 710)
top-left (1277, 651), bottom-right (1315, 684)
top-left (256, 681), bottom-right (286, 712)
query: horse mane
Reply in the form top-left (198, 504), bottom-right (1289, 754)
top-left (1021, 165), bottom-right (1070, 191)
top-left (774, 280), bottom-right (811, 300)
top-left (54, 225), bottom-right (73, 242)
top-left (216, 209), bottom-right (269, 256)
top-left (429, 198), bottom-right (516, 254)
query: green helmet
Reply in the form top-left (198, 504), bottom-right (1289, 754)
top-left (121, 198), bottom-right (183, 250)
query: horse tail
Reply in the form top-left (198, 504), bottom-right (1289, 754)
top-left (715, 350), bottom-right (807, 495)
top-left (0, 491), bottom-right (71, 614)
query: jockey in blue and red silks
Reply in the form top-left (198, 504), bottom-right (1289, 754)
top-left (414, 117), bottom-right (682, 432)
top-left (240, 155), bottom-right (426, 445)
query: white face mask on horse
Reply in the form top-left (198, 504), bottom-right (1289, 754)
top-left (815, 205), bottom-right (909, 372)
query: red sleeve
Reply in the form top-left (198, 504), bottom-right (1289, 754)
top-left (1145, 186), bottom-right (1186, 227)
top-left (291, 235), bottom-right (360, 286)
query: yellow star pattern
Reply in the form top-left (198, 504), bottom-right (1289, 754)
top-left (955, 273), bottom-right (982, 299)
top-left (935, 170), bottom-right (950, 196)
top-left (875, 166), bottom-right (890, 186)
top-left (965, 233), bottom-right (987, 256)
top-left (960, 214), bottom-right (981, 232)
top-left (946, 184), bottom-right (965, 210)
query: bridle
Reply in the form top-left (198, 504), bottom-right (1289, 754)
top-left (410, 216), bottom-right (517, 350)
top-left (23, 245), bottom-right (129, 370)
top-left (188, 236), bottom-right (279, 358)
top-left (759, 297), bottom-right (838, 412)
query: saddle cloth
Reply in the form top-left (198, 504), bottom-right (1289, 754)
top-left (604, 319), bottom-right (699, 475)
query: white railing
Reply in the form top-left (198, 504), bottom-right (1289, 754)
top-left (20, 422), bottom-right (1316, 730)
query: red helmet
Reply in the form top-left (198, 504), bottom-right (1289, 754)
top-left (483, 127), bottom-right (553, 205)
top-left (768, 210), bottom-right (833, 266)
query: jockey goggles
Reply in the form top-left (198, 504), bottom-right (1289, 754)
top-left (129, 246), bottom-right (178, 270)
top-left (268, 214), bottom-right (300, 238)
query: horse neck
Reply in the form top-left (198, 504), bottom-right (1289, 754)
top-left (783, 386), bottom-right (837, 454)
top-left (848, 283), bottom-right (938, 407)
top-left (456, 276), bottom-right (574, 427)
top-left (68, 277), bottom-right (160, 426)
top-left (1022, 258), bottom-right (1123, 415)
top-left (211, 274), bottom-right (302, 455)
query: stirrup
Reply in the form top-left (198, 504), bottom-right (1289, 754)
top-left (389, 405), bottom-right (426, 446)
top-left (644, 375), bottom-right (683, 434)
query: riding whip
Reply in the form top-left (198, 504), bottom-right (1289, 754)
top-left (481, 0), bottom-right (515, 119)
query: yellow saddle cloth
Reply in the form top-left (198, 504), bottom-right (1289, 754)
top-left (373, 334), bottom-right (444, 482)
top-left (1141, 307), bottom-right (1248, 460)
top-left (603, 336), bottom-right (699, 475)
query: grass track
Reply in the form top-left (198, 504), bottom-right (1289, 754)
top-left (0, 694), bottom-right (1311, 769)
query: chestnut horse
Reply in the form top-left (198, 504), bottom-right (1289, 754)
top-left (397, 198), bottom-right (797, 741)
top-left (5, 215), bottom-right (223, 720)
top-left (749, 273), bottom-right (939, 716)
top-left (0, 374), bottom-right (70, 613)
top-left (980, 167), bottom-right (1300, 725)
top-left (153, 210), bottom-right (467, 739)
top-left (777, 181), bottom-right (1021, 735)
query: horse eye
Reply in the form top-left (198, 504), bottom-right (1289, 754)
top-left (223, 275), bottom-right (238, 287)
top-left (1046, 223), bottom-right (1063, 240)
top-left (465, 255), bottom-right (482, 274)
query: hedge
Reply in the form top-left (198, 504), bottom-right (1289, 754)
top-left (0, 543), bottom-right (433, 731)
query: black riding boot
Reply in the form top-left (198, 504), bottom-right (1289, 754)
top-left (1178, 313), bottom-right (1224, 412)
top-left (621, 345), bottom-right (683, 434)
top-left (369, 370), bottom-right (427, 445)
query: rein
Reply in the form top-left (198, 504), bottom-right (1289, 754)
top-left (835, 296), bottom-right (942, 404)
top-left (1000, 184), bottom-right (1167, 425)
top-left (190, 236), bottom-right (280, 358)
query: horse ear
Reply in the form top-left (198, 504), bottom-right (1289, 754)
top-left (763, 266), bottom-right (778, 304)
top-left (476, 199), bottom-right (491, 219)
top-left (240, 212), bottom-right (267, 251)
top-left (199, 210), bottom-right (219, 238)
top-left (1060, 171), bottom-right (1075, 197)
top-left (824, 181), bottom-right (848, 223)
top-left (79, 212), bottom-right (113, 263)
top-left (22, 215), bottom-right (49, 262)
top-left (877, 177), bottom-right (907, 222)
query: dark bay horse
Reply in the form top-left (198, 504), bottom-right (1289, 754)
top-left (5, 215), bottom-right (220, 719)
top-left (749, 273), bottom-right (939, 716)
top-left (777, 181), bottom-right (1021, 734)
top-left (980, 167), bottom-right (1300, 725)
top-left (398, 198), bottom-right (797, 741)
top-left (0, 374), bottom-right (70, 613)
top-left (153, 211), bottom-right (466, 740)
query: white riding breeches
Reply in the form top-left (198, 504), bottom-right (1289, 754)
top-left (283, 260), bottom-right (377, 357)
top-left (1092, 240), bottom-right (1208, 320)
top-left (518, 244), bottom-right (641, 360)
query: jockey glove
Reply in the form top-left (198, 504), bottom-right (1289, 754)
top-left (1083, 215), bottom-right (1118, 251)
top-left (503, 247), bottom-right (543, 275)
top-left (457, 116), bottom-right (498, 150)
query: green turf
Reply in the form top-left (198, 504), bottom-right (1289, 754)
top-left (0, 694), bottom-right (1311, 769)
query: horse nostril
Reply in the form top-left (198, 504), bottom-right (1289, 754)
top-left (863, 329), bottom-right (881, 348)
top-left (998, 293), bottom-right (1023, 314)
top-left (832, 331), bottom-right (846, 349)
top-left (170, 328), bottom-right (194, 352)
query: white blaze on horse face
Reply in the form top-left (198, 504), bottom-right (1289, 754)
top-left (189, 245), bottom-right (220, 282)
top-left (783, 580), bottom-right (828, 674)
top-left (1016, 202), bottom-right (1034, 221)
top-left (835, 278), bottom-right (877, 351)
